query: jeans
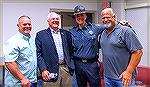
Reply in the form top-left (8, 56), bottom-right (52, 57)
top-left (104, 76), bottom-right (135, 87)
top-left (72, 72), bottom-right (78, 87)
top-left (31, 82), bottom-right (37, 87)
top-left (37, 79), bottom-right (44, 87)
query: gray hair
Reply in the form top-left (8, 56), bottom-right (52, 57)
top-left (18, 15), bottom-right (30, 22)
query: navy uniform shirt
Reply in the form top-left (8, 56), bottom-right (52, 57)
top-left (70, 23), bottom-right (105, 59)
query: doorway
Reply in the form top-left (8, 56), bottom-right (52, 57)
top-left (49, 8), bottom-right (96, 30)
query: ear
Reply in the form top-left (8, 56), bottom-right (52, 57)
top-left (113, 15), bottom-right (116, 18)
top-left (84, 15), bottom-right (87, 20)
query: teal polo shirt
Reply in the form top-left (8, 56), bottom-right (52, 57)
top-left (3, 32), bottom-right (37, 86)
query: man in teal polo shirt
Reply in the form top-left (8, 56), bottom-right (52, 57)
top-left (3, 15), bottom-right (37, 87)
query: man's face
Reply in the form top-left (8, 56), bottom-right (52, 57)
top-left (48, 14), bottom-right (60, 30)
top-left (18, 17), bottom-right (32, 36)
top-left (75, 14), bottom-right (87, 25)
top-left (101, 11), bottom-right (115, 29)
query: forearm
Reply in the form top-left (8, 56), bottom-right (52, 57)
top-left (126, 49), bottom-right (143, 74)
top-left (5, 62), bottom-right (26, 81)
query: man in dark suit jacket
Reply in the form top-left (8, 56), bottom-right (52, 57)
top-left (35, 12), bottom-right (74, 87)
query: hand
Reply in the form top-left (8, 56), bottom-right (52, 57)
top-left (120, 20), bottom-right (132, 28)
top-left (21, 78), bottom-right (31, 87)
top-left (119, 70), bottom-right (132, 87)
top-left (42, 70), bottom-right (50, 81)
top-left (120, 20), bottom-right (129, 25)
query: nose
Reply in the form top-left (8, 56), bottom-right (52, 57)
top-left (26, 24), bottom-right (31, 27)
top-left (104, 17), bottom-right (108, 21)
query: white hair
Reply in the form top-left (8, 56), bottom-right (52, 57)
top-left (101, 8), bottom-right (115, 17)
top-left (47, 12), bottom-right (61, 20)
top-left (47, 12), bottom-right (61, 28)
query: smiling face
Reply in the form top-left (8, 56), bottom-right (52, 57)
top-left (17, 16), bottom-right (32, 36)
top-left (75, 13), bottom-right (87, 26)
top-left (47, 12), bottom-right (60, 30)
top-left (101, 8), bottom-right (116, 30)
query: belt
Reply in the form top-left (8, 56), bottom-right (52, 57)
top-left (74, 56), bottom-right (98, 63)
top-left (59, 59), bottom-right (65, 65)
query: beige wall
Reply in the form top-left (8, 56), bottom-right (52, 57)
top-left (3, 0), bottom-right (99, 42)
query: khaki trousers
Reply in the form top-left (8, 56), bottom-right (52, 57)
top-left (44, 64), bottom-right (72, 87)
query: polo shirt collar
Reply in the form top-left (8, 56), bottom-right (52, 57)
top-left (104, 22), bottom-right (120, 35)
top-left (18, 32), bottom-right (31, 41)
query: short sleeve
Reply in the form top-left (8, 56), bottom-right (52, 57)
top-left (3, 41), bottom-right (19, 62)
top-left (94, 24), bottom-right (106, 34)
top-left (124, 28), bottom-right (143, 53)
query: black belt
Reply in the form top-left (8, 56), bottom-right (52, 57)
top-left (74, 56), bottom-right (98, 63)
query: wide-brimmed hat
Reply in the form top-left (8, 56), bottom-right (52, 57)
top-left (74, 5), bottom-right (86, 15)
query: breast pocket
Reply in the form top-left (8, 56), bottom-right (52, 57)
top-left (19, 47), bottom-right (33, 60)
top-left (88, 34), bottom-right (97, 46)
top-left (73, 36), bottom-right (82, 49)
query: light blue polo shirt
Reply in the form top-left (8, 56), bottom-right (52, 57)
top-left (3, 32), bottom-right (37, 87)
top-left (100, 23), bottom-right (143, 80)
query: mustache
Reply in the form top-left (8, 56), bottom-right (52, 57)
top-left (23, 28), bottom-right (31, 31)
top-left (103, 23), bottom-right (111, 28)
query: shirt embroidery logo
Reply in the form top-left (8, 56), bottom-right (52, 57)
top-left (89, 30), bottom-right (93, 35)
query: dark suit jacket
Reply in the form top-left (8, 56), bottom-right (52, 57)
top-left (35, 28), bottom-right (74, 81)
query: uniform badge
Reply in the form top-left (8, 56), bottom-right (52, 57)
top-left (89, 30), bottom-right (93, 35)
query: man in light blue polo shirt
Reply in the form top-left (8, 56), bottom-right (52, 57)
top-left (100, 8), bottom-right (143, 87)
top-left (3, 16), bottom-right (37, 87)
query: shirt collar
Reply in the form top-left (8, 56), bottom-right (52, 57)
top-left (104, 22), bottom-right (120, 34)
top-left (113, 22), bottom-right (120, 29)
top-left (75, 23), bottom-right (91, 31)
top-left (18, 32), bottom-right (31, 41)
top-left (51, 28), bottom-right (60, 34)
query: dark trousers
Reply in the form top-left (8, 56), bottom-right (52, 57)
top-left (74, 60), bottom-right (101, 87)
top-left (31, 82), bottom-right (37, 87)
